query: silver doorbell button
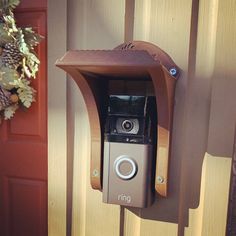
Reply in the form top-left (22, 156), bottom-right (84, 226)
top-left (114, 155), bottom-right (137, 180)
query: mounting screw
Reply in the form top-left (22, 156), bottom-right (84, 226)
top-left (157, 176), bottom-right (164, 184)
top-left (169, 67), bottom-right (178, 77)
top-left (92, 169), bottom-right (99, 177)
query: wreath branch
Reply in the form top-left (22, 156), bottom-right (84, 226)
top-left (0, 0), bottom-right (43, 121)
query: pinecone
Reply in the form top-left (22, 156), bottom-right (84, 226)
top-left (0, 86), bottom-right (12, 111)
top-left (2, 43), bottom-right (22, 69)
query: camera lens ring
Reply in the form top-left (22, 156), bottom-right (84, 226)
top-left (122, 119), bottom-right (134, 132)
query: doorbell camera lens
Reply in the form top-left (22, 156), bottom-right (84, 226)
top-left (122, 120), bottom-right (133, 132)
top-left (115, 118), bottom-right (139, 135)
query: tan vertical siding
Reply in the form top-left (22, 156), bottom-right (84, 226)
top-left (48, 0), bottom-right (236, 235)
top-left (185, 154), bottom-right (231, 236)
top-left (48, 0), bottom-right (67, 235)
top-left (67, 1), bottom-right (125, 236)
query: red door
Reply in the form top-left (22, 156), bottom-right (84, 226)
top-left (0, 1), bottom-right (47, 235)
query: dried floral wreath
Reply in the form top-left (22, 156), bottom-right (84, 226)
top-left (0, 0), bottom-right (43, 121)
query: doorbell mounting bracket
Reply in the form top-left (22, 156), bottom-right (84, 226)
top-left (56, 41), bottom-right (179, 204)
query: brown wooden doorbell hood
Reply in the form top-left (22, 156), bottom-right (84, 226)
top-left (56, 41), bottom-right (179, 198)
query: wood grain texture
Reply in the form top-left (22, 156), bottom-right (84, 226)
top-left (185, 153), bottom-right (232, 236)
top-left (139, 220), bottom-right (178, 236)
top-left (134, 0), bottom-right (192, 69)
top-left (0, 1), bottom-right (48, 235)
top-left (48, 0), bottom-right (67, 235)
top-left (124, 208), bottom-right (178, 236)
top-left (67, 1), bottom-right (125, 236)
top-left (124, 0), bottom-right (135, 42)
top-left (3, 178), bottom-right (47, 236)
top-left (124, 210), bottom-right (141, 236)
top-left (177, 0), bottom-right (219, 232)
top-left (207, 0), bottom-right (236, 157)
top-left (178, 0), bottom-right (236, 234)
top-left (131, 0), bottom-right (194, 231)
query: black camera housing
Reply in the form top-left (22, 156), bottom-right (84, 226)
top-left (104, 95), bottom-right (157, 145)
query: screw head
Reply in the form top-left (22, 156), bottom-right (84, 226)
top-left (92, 169), bottom-right (99, 177)
top-left (169, 67), bottom-right (178, 77)
top-left (157, 176), bottom-right (164, 183)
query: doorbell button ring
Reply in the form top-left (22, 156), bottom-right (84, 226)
top-left (114, 156), bottom-right (137, 180)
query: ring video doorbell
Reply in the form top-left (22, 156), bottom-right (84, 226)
top-left (56, 42), bottom-right (179, 206)
top-left (103, 95), bottom-right (157, 208)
